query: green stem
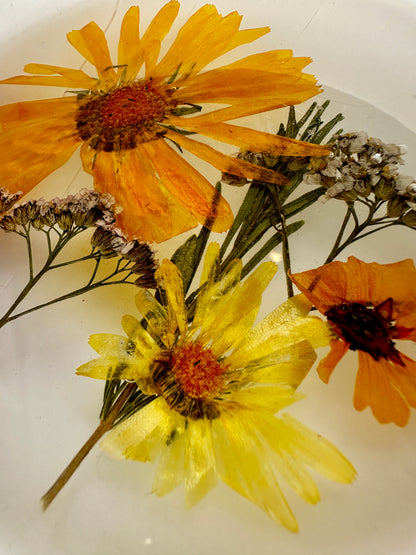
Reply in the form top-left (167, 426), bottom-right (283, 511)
top-left (267, 184), bottom-right (294, 298)
top-left (41, 382), bottom-right (138, 511)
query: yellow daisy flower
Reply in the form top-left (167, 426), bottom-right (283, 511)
top-left (77, 243), bottom-right (355, 531)
top-left (0, 2), bottom-right (329, 243)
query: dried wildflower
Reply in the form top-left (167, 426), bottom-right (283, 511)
top-left (0, 2), bottom-right (329, 243)
top-left (0, 187), bottom-right (21, 214)
top-left (291, 257), bottom-right (416, 427)
top-left (91, 223), bottom-right (157, 287)
top-left (77, 243), bottom-right (354, 531)
top-left (0, 189), bottom-right (116, 233)
top-left (303, 131), bottom-right (411, 202)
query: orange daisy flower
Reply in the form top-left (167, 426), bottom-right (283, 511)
top-left (291, 257), bottom-right (416, 426)
top-left (0, 2), bottom-right (328, 243)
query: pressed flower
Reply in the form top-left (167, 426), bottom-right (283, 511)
top-left (77, 243), bottom-right (354, 531)
top-left (291, 257), bottom-right (416, 426)
top-left (0, 2), bottom-right (328, 243)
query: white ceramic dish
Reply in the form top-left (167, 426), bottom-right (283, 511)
top-left (0, 2), bottom-right (415, 554)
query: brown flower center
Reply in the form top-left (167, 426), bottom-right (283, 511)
top-left (75, 81), bottom-right (177, 152)
top-left (152, 342), bottom-right (227, 420)
top-left (325, 298), bottom-right (405, 365)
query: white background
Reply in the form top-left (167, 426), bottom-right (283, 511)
top-left (0, 1), bottom-right (416, 554)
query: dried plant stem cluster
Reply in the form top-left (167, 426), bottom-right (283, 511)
top-left (0, 189), bottom-right (156, 328)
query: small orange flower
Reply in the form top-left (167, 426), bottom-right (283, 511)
top-left (0, 2), bottom-right (328, 243)
top-left (291, 257), bottom-right (416, 426)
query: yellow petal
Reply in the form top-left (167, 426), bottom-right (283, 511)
top-left (121, 314), bottom-right (161, 362)
top-left (155, 259), bottom-right (188, 339)
top-left (190, 259), bottom-right (242, 337)
top-left (238, 340), bottom-right (317, 389)
top-left (212, 410), bottom-right (299, 531)
top-left (152, 416), bottom-right (187, 496)
top-left (184, 419), bottom-right (217, 508)
top-left (67, 21), bottom-right (117, 86)
top-left (76, 357), bottom-right (146, 380)
top-left (228, 296), bottom-right (331, 368)
top-left (208, 261), bottom-right (278, 356)
top-left (270, 414), bottom-right (356, 484)
top-left (101, 398), bottom-right (172, 461)
top-left (134, 290), bottom-right (169, 345)
top-left (231, 385), bottom-right (302, 413)
top-left (199, 241), bottom-right (220, 288)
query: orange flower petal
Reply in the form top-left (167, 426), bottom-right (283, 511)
top-left (316, 339), bottom-right (349, 383)
top-left (141, 0), bottom-right (180, 77)
top-left (163, 129), bottom-right (289, 185)
top-left (153, 5), bottom-right (240, 79)
top-left (216, 50), bottom-right (311, 72)
top-left (0, 75), bottom-right (94, 88)
top-left (88, 148), bottom-right (198, 243)
top-left (0, 97), bottom-right (77, 128)
top-left (67, 21), bottom-right (117, 85)
top-left (23, 63), bottom-right (97, 89)
top-left (141, 138), bottom-right (233, 232)
top-left (353, 352), bottom-right (410, 426)
top-left (166, 119), bottom-right (330, 158)
top-left (0, 118), bottom-right (80, 194)
top-left (175, 90), bottom-right (321, 125)
top-left (389, 353), bottom-right (416, 408)
top-left (221, 26), bottom-right (270, 52)
top-left (175, 68), bottom-right (320, 104)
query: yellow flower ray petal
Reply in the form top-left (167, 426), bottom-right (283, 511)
top-left (67, 21), bottom-right (117, 85)
top-left (212, 411), bottom-right (299, 531)
top-left (152, 417), bottom-right (187, 496)
top-left (76, 357), bottom-right (146, 381)
top-left (199, 241), bottom-right (221, 288)
top-left (184, 419), bottom-right (217, 508)
top-left (197, 261), bottom-right (275, 344)
top-left (163, 129), bottom-right (289, 185)
top-left (208, 262), bottom-right (277, 356)
top-left (239, 340), bottom-right (317, 389)
top-left (121, 314), bottom-right (162, 362)
top-left (102, 398), bottom-right (172, 461)
top-left (230, 386), bottom-right (303, 413)
top-left (269, 414), bottom-right (356, 484)
top-left (189, 259), bottom-right (242, 338)
top-left (155, 259), bottom-right (188, 338)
